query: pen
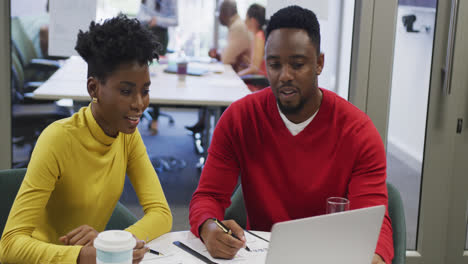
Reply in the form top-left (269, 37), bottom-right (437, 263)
top-left (149, 248), bottom-right (163, 256)
top-left (244, 229), bottom-right (270, 243)
top-left (212, 218), bottom-right (251, 252)
top-left (146, 236), bottom-right (164, 256)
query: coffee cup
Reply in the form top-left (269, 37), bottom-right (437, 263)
top-left (94, 230), bottom-right (136, 264)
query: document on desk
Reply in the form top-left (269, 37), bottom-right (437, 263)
top-left (143, 231), bottom-right (270, 263)
top-left (141, 242), bottom-right (184, 264)
top-left (177, 231), bottom-right (269, 263)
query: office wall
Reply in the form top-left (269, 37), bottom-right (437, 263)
top-left (1, 1), bottom-right (11, 169)
top-left (388, 6), bottom-right (435, 168)
top-left (318, 0), bottom-right (341, 94)
top-left (11, 0), bottom-right (48, 17)
top-left (318, 0), bottom-right (354, 99)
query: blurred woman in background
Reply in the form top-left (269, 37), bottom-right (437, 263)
top-left (237, 3), bottom-right (267, 92)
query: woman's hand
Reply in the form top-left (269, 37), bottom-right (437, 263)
top-left (132, 236), bottom-right (149, 264)
top-left (77, 245), bottom-right (96, 264)
top-left (60, 225), bottom-right (99, 246)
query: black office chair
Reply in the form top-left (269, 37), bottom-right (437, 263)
top-left (10, 17), bottom-right (61, 82)
top-left (11, 52), bottom-right (43, 101)
top-left (144, 106), bottom-right (175, 126)
top-left (11, 53), bottom-right (70, 168)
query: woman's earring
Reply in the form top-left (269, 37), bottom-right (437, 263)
top-left (92, 97), bottom-right (98, 103)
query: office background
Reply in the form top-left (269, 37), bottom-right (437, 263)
top-left (1, 1), bottom-right (468, 263)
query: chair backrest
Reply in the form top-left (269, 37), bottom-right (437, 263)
top-left (387, 182), bottom-right (406, 264)
top-left (0, 168), bottom-right (27, 235)
top-left (224, 185), bottom-right (247, 229)
top-left (11, 52), bottom-right (24, 103)
top-left (11, 17), bottom-right (38, 67)
top-left (105, 201), bottom-right (138, 230)
top-left (11, 52), bottom-right (25, 97)
top-left (0, 168), bottom-right (138, 235)
top-left (225, 183), bottom-right (407, 264)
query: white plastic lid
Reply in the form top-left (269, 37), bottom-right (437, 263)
top-left (93, 230), bottom-right (136, 252)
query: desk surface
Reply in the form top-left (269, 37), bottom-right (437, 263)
top-left (144, 230), bottom-right (271, 263)
top-left (33, 56), bottom-right (250, 107)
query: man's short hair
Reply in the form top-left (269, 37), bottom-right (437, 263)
top-left (75, 14), bottom-right (160, 82)
top-left (266, 5), bottom-right (321, 54)
top-left (220, 0), bottom-right (238, 19)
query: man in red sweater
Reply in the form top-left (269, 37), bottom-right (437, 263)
top-left (189, 5), bottom-right (393, 264)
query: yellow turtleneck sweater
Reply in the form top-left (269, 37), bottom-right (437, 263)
top-left (0, 106), bottom-right (172, 263)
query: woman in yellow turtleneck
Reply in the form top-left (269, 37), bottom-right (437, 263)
top-left (0, 15), bottom-right (172, 264)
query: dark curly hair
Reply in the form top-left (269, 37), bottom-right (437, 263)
top-left (75, 14), bottom-right (160, 82)
top-left (266, 5), bottom-right (320, 54)
top-left (247, 4), bottom-right (266, 29)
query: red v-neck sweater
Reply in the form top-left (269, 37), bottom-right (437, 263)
top-left (189, 88), bottom-right (393, 263)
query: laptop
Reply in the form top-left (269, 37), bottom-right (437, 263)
top-left (265, 205), bottom-right (386, 264)
top-left (164, 64), bottom-right (210, 76)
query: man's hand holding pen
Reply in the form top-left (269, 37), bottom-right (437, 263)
top-left (199, 218), bottom-right (247, 259)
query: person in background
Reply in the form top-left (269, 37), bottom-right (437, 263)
top-left (0, 15), bottom-right (172, 264)
top-left (138, 0), bottom-right (178, 134)
top-left (208, 0), bottom-right (252, 72)
top-left (189, 6), bottom-right (393, 264)
top-left (186, 0), bottom-right (251, 133)
top-left (237, 3), bottom-right (267, 92)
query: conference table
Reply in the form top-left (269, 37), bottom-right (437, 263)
top-left (144, 230), bottom-right (271, 263)
top-left (33, 56), bottom-right (251, 165)
top-left (33, 56), bottom-right (249, 106)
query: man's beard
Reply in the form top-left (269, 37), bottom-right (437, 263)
top-left (277, 97), bottom-right (306, 115)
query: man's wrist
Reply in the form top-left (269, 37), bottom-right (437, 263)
top-left (199, 218), bottom-right (215, 242)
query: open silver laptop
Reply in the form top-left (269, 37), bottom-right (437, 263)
top-left (265, 205), bottom-right (386, 264)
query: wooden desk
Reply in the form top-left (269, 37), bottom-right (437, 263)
top-left (144, 230), bottom-right (271, 263)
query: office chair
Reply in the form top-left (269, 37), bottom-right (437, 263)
top-left (11, 52), bottom-right (71, 168)
top-left (11, 52), bottom-right (44, 100)
top-left (0, 168), bottom-right (27, 235)
top-left (105, 202), bottom-right (139, 230)
top-left (387, 182), bottom-right (406, 264)
top-left (0, 168), bottom-right (138, 235)
top-left (144, 107), bottom-right (175, 126)
top-left (11, 17), bottom-right (61, 81)
top-left (224, 185), bottom-right (247, 229)
top-left (225, 183), bottom-right (407, 264)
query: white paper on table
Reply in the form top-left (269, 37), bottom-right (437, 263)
top-left (141, 252), bottom-right (184, 264)
top-left (49, 0), bottom-right (97, 57)
top-left (141, 241), bottom-right (184, 264)
top-left (178, 231), bottom-right (270, 263)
